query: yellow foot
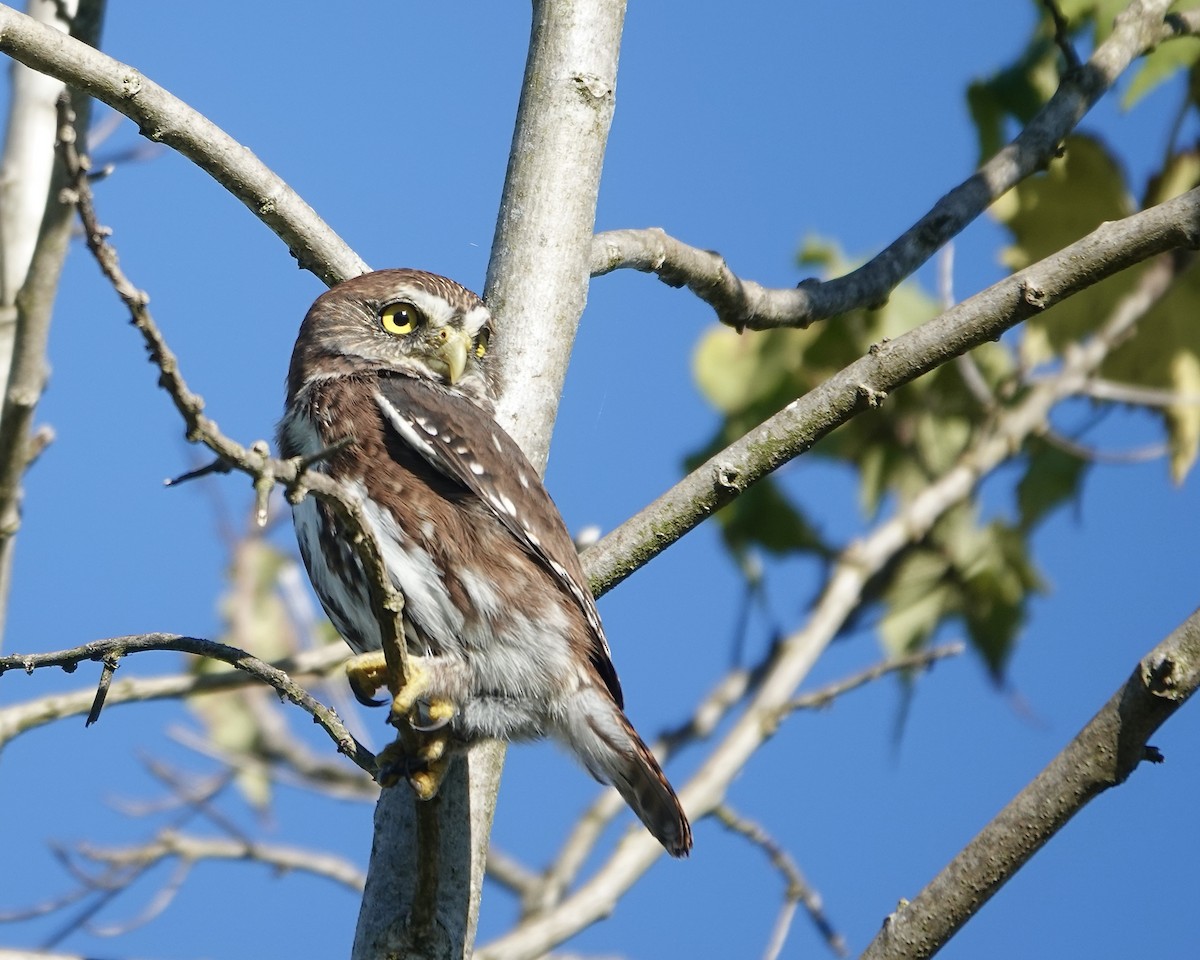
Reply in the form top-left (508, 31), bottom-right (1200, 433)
top-left (374, 739), bottom-right (452, 800)
top-left (390, 658), bottom-right (431, 718)
top-left (346, 651), bottom-right (389, 706)
top-left (409, 755), bottom-right (452, 800)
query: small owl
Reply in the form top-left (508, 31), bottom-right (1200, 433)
top-left (277, 269), bottom-right (691, 857)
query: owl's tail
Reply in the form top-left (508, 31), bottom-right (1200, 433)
top-left (564, 688), bottom-right (693, 858)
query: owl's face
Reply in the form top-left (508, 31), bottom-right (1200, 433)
top-left (287, 268), bottom-right (496, 408)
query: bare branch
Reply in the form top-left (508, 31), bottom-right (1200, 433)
top-left (478, 248), bottom-right (1185, 960)
top-left (582, 189), bottom-right (1200, 600)
top-left (859, 606), bottom-right (1200, 960)
top-left (0, 2), bottom-right (366, 285)
top-left (1041, 0), bottom-right (1082, 72)
top-left (589, 2), bottom-right (1198, 331)
top-left (1040, 429), bottom-right (1167, 465)
top-left (1078, 377), bottom-right (1200, 408)
top-left (0, 634), bottom-right (375, 772)
top-left (75, 829), bottom-right (366, 893)
top-left (0, 0), bottom-right (103, 650)
top-left (777, 643), bottom-right (965, 719)
top-left (713, 804), bottom-right (846, 959)
top-left (0, 642), bottom-right (349, 749)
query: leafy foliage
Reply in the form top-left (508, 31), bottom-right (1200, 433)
top-left (688, 0), bottom-right (1200, 675)
top-left (690, 240), bottom-right (1066, 674)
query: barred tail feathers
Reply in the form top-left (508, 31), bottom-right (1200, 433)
top-left (562, 685), bottom-right (692, 858)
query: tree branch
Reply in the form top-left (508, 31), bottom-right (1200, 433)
top-left (589, 1), bottom-right (1199, 331)
top-left (859, 606), bottom-right (1200, 960)
top-left (74, 830), bottom-right (366, 893)
top-left (478, 246), bottom-right (1185, 960)
top-left (0, 0), bottom-right (103, 651)
top-left (0, 643), bottom-right (349, 749)
top-left (0, 2), bottom-right (366, 285)
top-left (713, 804), bottom-right (846, 960)
top-left (581, 188), bottom-right (1200, 599)
top-left (0, 634), bottom-right (374, 772)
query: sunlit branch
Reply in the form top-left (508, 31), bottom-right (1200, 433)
top-left (0, 634), bottom-right (374, 772)
top-left (75, 830), bottom-right (367, 893)
top-left (478, 246), bottom-right (1188, 960)
top-left (859, 606), bottom-right (1200, 960)
top-left (0, 3), bottom-right (366, 285)
top-left (0, 642), bottom-right (349, 749)
top-left (582, 189), bottom-right (1200, 600)
top-left (589, 1), bottom-right (1199, 331)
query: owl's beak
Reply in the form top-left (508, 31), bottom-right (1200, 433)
top-left (435, 328), bottom-right (471, 385)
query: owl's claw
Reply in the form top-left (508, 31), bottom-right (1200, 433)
top-left (410, 697), bottom-right (456, 732)
top-left (375, 740), bottom-right (452, 800)
top-left (346, 651), bottom-right (390, 707)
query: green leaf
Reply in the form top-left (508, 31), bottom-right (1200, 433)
top-left (713, 475), bottom-right (831, 560)
top-left (995, 135), bottom-right (1133, 366)
top-left (1124, 36), bottom-right (1200, 108)
top-left (1017, 436), bottom-right (1089, 531)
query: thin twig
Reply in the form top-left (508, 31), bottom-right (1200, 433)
top-left (713, 804), bottom-right (847, 959)
top-left (75, 829), bottom-right (366, 893)
top-left (1041, 0), bottom-right (1082, 72)
top-left (1041, 429), bottom-right (1167, 465)
top-left (0, 642), bottom-right (350, 749)
top-left (0, 633), bottom-right (375, 774)
top-left (777, 643), bottom-right (965, 721)
top-left (55, 96), bottom-right (412, 689)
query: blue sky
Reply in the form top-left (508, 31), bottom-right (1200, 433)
top-left (2, 2), bottom-right (1198, 958)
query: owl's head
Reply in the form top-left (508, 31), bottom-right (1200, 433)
top-left (288, 268), bottom-right (497, 408)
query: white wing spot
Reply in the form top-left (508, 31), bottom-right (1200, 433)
top-left (491, 434), bottom-right (504, 453)
top-left (470, 462), bottom-right (485, 476)
top-left (499, 494), bottom-right (516, 515)
top-left (517, 472), bottom-right (529, 488)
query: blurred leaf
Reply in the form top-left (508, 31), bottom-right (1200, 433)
top-left (996, 135), bottom-right (1133, 366)
top-left (712, 475), bottom-right (831, 559)
top-left (1017, 436), bottom-right (1089, 531)
top-left (968, 37), bottom-right (1061, 161)
top-left (1167, 349), bottom-right (1200, 481)
top-left (878, 549), bottom-right (953, 656)
top-left (1124, 35), bottom-right (1200, 108)
top-left (188, 537), bottom-right (301, 810)
top-left (878, 507), bottom-right (1042, 674)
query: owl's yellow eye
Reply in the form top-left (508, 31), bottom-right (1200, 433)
top-left (474, 326), bottom-right (491, 359)
top-left (380, 302), bottom-right (425, 336)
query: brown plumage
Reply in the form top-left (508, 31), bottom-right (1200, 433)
top-left (278, 269), bottom-right (691, 857)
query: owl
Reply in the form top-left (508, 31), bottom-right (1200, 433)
top-left (277, 269), bottom-right (691, 857)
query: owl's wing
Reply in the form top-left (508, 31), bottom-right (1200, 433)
top-left (374, 374), bottom-right (624, 707)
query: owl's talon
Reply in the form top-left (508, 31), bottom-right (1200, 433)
top-left (389, 661), bottom-right (432, 725)
top-left (346, 651), bottom-right (390, 707)
top-left (375, 740), bottom-right (451, 799)
top-left (410, 697), bottom-right (456, 732)
top-left (375, 741), bottom-right (411, 788)
top-left (408, 755), bottom-right (451, 800)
